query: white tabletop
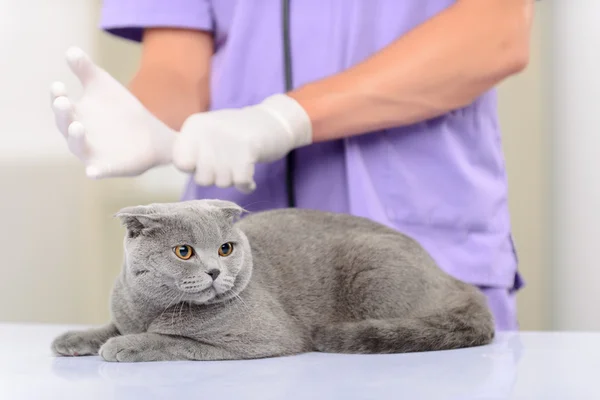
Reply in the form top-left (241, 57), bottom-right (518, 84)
top-left (0, 324), bottom-right (599, 400)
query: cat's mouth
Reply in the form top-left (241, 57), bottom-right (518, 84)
top-left (174, 275), bottom-right (236, 303)
top-left (181, 286), bottom-right (214, 295)
top-left (176, 280), bottom-right (214, 294)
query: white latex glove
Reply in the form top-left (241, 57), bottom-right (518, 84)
top-left (50, 47), bottom-right (176, 178)
top-left (173, 94), bottom-right (313, 193)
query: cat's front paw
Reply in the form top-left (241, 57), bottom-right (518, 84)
top-left (51, 331), bottom-right (102, 357)
top-left (99, 335), bottom-right (158, 363)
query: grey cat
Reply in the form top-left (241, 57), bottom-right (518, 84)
top-left (52, 199), bottom-right (494, 362)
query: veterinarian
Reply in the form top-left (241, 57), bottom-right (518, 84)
top-left (51, 0), bottom-right (535, 331)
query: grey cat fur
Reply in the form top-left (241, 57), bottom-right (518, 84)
top-left (52, 199), bottom-right (495, 362)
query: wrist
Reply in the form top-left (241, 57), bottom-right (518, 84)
top-left (258, 93), bottom-right (313, 148)
top-left (287, 76), bottom-right (362, 142)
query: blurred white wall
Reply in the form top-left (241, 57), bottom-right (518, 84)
top-left (498, 1), bottom-right (550, 331)
top-left (551, 1), bottom-right (600, 331)
top-left (0, 0), bottom-right (94, 158)
top-left (0, 0), bottom-right (567, 331)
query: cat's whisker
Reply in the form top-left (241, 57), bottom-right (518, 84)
top-left (158, 292), bottom-right (181, 322)
top-left (171, 292), bottom-right (185, 331)
top-left (239, 200), bottom-right (273, 211)
top-left (230, 296), bottom-right (243, 319)
top-left (235, 293), bottom-right (250, 310)
top-left (233, 293), bottom-right (253, 330)
top-left (177, 300), bottom-right (186, 336)
top-left (240, 295), bottom-right (257, 331)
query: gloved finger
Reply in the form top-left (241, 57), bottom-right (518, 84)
top-left (172, 135), bottom-right (198, 173)
top-left (86, 164), bottom-right (120, 180)
top-left (235, 181), bottom-right (256, 194)
top-left (85, 164), bottom-right (107, 180)
top-left (50, 81), bottom-right (67, 104)
top-left (214, 167), bottom-right (233, 189)
top-left (233, 162), bottom-right (256, 194)
top-left (86, 159), bottom-right (144, 180)
top-left (194, 161), bottom-right (216, 187)
top-left (52, 96), bottom-right (75, 138)
top-left (65, 47), bottom-right (97, 88)
top-left (67, 121), bottom-right (88, 159)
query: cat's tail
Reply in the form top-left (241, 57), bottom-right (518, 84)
top-left (311, 301), bottom-right (495, 354)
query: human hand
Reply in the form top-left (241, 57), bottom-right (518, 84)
top-left (172, 94), bottom-right (313, 193)
top-left (50, 47), bottom-right (176, 179)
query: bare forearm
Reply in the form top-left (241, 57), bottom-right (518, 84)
top-left (289, 0), bottom-right (534, 142)
top-left (129, 28), bottom-right (213, 131)
top-left (128, 66), bottom-right (210, 131)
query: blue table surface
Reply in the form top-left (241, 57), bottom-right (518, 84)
top-left (0, 323), bottom-right (599, 400)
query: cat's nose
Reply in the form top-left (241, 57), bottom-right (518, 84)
top-left (206, 269), bottom-right (221, 281)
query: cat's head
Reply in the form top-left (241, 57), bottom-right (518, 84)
top-left (115, 199), bottom-right (252, 306)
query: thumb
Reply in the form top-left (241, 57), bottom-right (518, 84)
top-left (65, 46), bottom-right (97, 87)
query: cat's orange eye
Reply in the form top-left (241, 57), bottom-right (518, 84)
top-left (218, 242), bottom-right (234, 257)
top-left (174, 245), bottom-right (194, 260)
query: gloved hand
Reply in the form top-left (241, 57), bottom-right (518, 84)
top-left (173, 94), bottom-right (313, 193)
top-left (50, 47), bottom-right (176, 179)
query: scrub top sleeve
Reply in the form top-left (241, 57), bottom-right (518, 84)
top-left (100, 0), bottom-right (214, 43)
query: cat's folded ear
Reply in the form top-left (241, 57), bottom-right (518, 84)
top-left (114, 205), bottom-right (164, 238)
top-left (204, 199), bottom-right (246, 221)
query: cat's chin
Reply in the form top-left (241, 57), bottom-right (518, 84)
top-left (183, 287), bottom-right (218, 304)
top-left (178, 282), bottom-right (238, 305)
